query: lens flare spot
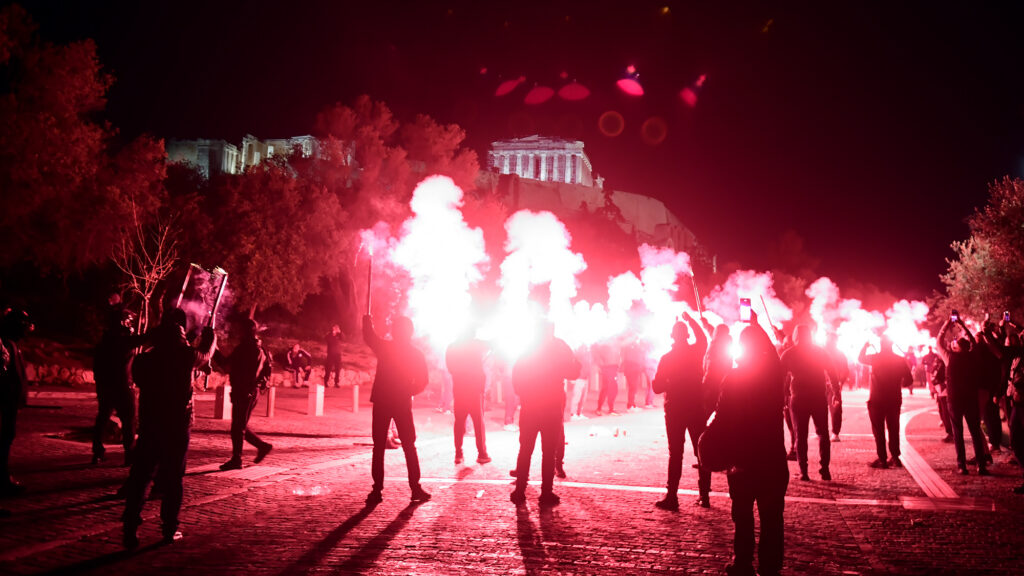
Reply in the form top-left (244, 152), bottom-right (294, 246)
top-left (524, 85), bottom-right (555, 105)
top-left (616, 77), bottom-right (644, 96)
top-left (641, 117), bottom-right (667, 146)
top-left (598, 111), bottom-right (625, 137)
top-left (558, 81), bottom-right (590, 101)
top-left (680, 87), bottom-right (698, 107)
top-left (495, 76), bottom-right (525, 97)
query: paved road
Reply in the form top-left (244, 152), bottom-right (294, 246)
top-left (1, 386), bottom-right (1022, 575)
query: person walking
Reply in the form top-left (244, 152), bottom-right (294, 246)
top-left (363, 315), bottom-right (431, 505)
top-left (218, 319), bottom-right (273, 471)
top-left (858, 336), bottom-right (913, 469)
top-left (446, 329), bottom-right (491, 465)
top-left (92, 309), bottom-right (145, 466)
top-left (510, 321), bottom-right (580, 507)
top-left (122, 308), bottom-right (215, 548)
top-left (716, 316), bottom-right (789, 576)
top-left (653, 313), bottom-right (710, 510)
top-left (780, 325), bottom-right (839, 481)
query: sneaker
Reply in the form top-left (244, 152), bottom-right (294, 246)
top-left (820, 468), bottom-right (832, 481)
top-left (554, 464), bottom-right (567, 479)
top-left (161, 530), bottom-right (183, 544)
top-left (654, 496), bottom-right (679, 511)
top-left (219, 458), bottom-right (243, 471)
top-left (696, 496), bottom-right (710, 508)
top-left (476, 454), bottom-right (492, 464)
top-left (831, 434), bottom-right (841, 442)
top-left (887, 456), bottom-right (903, 468)
top-left (609, 411), bottom-right (620, 416)
top-left (455, 452), bottom-right (464, 465)
top-left (799, 472), bottom-right (811, 482)
top-left (869, 459), bottom-right (889, 469)
top-left (410, 487), bottom-right (432, 502)
top-left (941, 435), bottom-right (954, 443)
top-left (366, 490), bottom-right (383, 505)
top-left (254, 444), bottom-right (273, 464)
top-left (958, 466), bottom-right (970, 476)
top-left (510, 490), bottom-right (527, 505)
top-left (538, 492), bottom-right (561, 506)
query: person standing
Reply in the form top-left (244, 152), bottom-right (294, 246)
top-left (92, 309), bottom-right (145, 466)
top-left (363, 315), bottom-right (431, 505)
top-left (780, 325), bottom-right (838, 481)
top-left (937, 317), bottom-right (990, 475)
top-left (218, 319), bottom-right (273, 471)
top-left (621, 336), bottom-right (646, 411)
top-left (510, 321), bottom-right (580, 507)
top-left (324, 325), bottom-right (344, 387)
top-left (446, 329), bottom-right (491, 465)
top-left (568, 344), bottom-right (591, 420)
top-left (593, 339), bottom-right (620, 415)
top-left (717, 317), bottom-right (789, 576)
top-left (122, 308), bottom-right (215, 548)
top-left (0, 308), bottom-right (32, 496)
top-left (652, 313), bottom-right (710, 510)
top-left (858, 336), bottom-right (913, 469)
top-left (824, 334), bottom-right (849, 442)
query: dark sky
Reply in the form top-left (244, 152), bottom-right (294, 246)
top-left (19, 1), bottom-right (1024, 299)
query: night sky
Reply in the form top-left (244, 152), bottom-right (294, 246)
top-left (19, 1), bottom-right (1024, 300)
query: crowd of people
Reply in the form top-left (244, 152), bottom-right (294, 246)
top-left (1, 297), bottom-right (1023, 575)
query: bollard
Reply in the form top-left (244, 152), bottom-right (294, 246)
top-left (264, 386), bottom-right (276, 418)
top-left (215, 383), bottom-right (232, 420)
top-left (307, 382), bottom-right (325, 416)
top-left (352, 384), bottom-right (359, 413)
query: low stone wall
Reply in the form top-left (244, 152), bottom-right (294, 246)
top-left (24, 362), bottom-right (373, 391)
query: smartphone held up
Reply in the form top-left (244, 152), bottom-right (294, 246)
top-left (740, 298), bottom-right (752, 323)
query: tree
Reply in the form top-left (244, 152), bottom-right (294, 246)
top-left (198, 158), bottom-right (347, 317)
top-left (113, 201), bottom-right (177, 334)
top-left (938, 177), bottom-right (1024, 321)
top-left (0, 5), bottom-right (166, 274)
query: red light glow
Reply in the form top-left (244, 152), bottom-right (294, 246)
top-left (616, 78), bottom-right (644, 96)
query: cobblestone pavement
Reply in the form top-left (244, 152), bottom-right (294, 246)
top-left (1, 386), bottom-right (1022, 575)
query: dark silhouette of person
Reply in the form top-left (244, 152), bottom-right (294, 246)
top-left (652, 313), bottom-right (710, 510)
top-left (325, 325), bottom-right (344, 386)
top-left (0, 308), bottom-right (32, 496)
top-left (937, 317), bottom-right (989, 474)
top-left (92, 309), bottom-right (146, 466)
top-left (975, 323), bottom-right (1005, 453)
top-left (218, 319), bottom-right (273, 471)
top-left (1003, 323), bottom-right (1024, 493)
top-left (593, 339), bottom-right (620, 415)
top-left (703, 323), bottom-right (732, 416)
top-left (510, 321), bottom-right (580, 507)
top-left (446, 328), bottom-right (492, 465)
top-left (363, 314), bottom-right (431, 505)
top-left (824, 333), bottom-right (849, 442)
top-left (716, 316), bottom-right (788, 576)
top-left (780, 325), bottom-right (839, 481)
top-left (284, 343), bottom-right (313, 386)
top-left (929, 356), bottom-right (954, 442)
top-left (858, 335), bottom-right (913, 469)
top-left (621, 335), bottom-right (646, 411)
top-left (122, 308), bottom-right (215, 548)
